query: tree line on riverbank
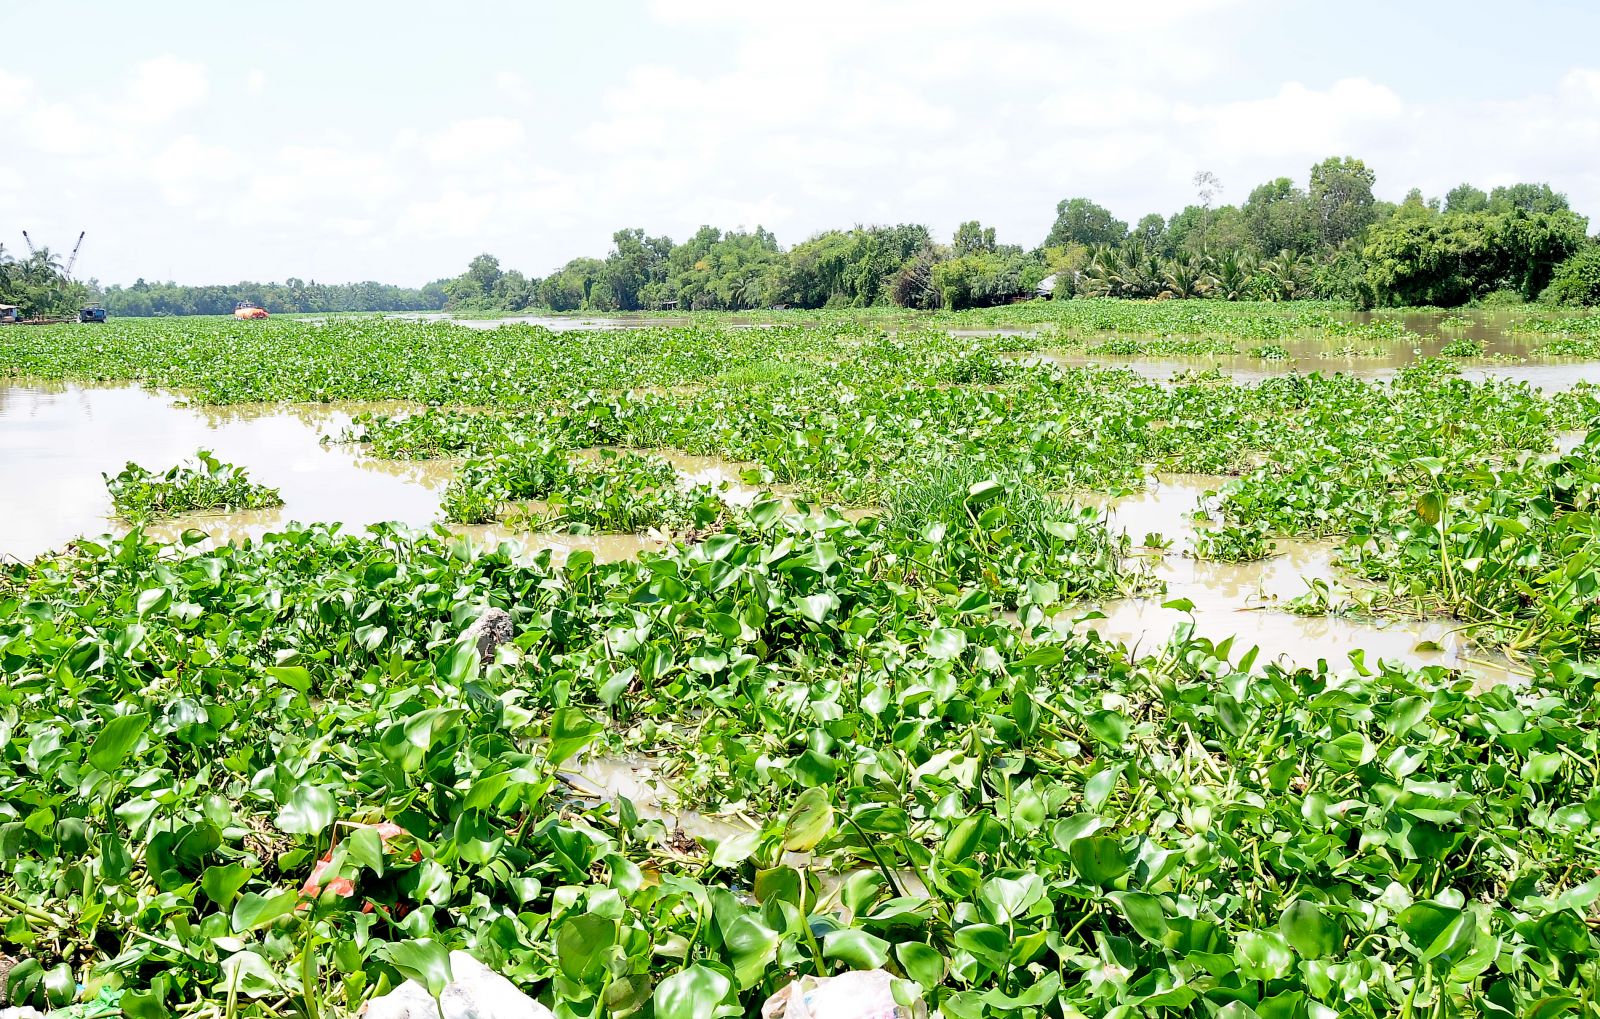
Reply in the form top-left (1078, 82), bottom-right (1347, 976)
top-left (19, 155), bottom-right (1600, 318)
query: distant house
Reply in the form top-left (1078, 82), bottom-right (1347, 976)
top-left (1035, 274), bottom-right (1059, 299)
top-left (0, 304), bottom-right (20, 323)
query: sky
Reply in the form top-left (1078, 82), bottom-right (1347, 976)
top-left (5, 0), bottom-right (1600, 287)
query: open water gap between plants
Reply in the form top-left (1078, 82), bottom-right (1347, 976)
top-left (0, 380), bottom-right (1525, 685)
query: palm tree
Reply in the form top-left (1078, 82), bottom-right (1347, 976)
top-left (1257, 250), bottom-right (1311, 302)
top-left (729, 271), bottom-right (764, 310)
top-left (1160, 253), bottom-right (1216, 300)
top-left (1212, 250), bottom-right (1256, 301)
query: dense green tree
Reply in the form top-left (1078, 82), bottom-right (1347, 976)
top-left (657, 226), bottom-right (784, 309)
top-left (1044, 198), bottom-right (1128, 249)
top-left (779, 224), bottom-right (931, 307)
top-left (1309, 156), bottom-right (1378, 248)
top-left (1167, 204), bottom-right (1251, 256)
top-left (441, 253), bottom-right (505, 310)
top-left (1444, 183), bottom-right (1489, 214)
top-left (952, 220), bottom-right (997, 256)
top-left (1131, 214), bottom-right (1167, 252)
top-left (1241, 178), bottom-right (1315, 256)
top-left (1543, 246), bottom-right (1600, 306)
top-left (1490, 182), bottom-right (1570, 215)
top-left (931, 249), bottom-right (1040, 309)
top-left (1364, 207), bottom-right (1587, 306)
top-left (603, 228), bottom-right (673, 310)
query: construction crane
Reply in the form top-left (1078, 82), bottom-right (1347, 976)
top-left (64, 232), bottom-right (85, 279)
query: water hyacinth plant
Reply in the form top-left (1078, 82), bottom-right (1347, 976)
top-left (0, 312), bottom-right (1597, 1019)
top-left (103, 450), bottom-right (283, 521)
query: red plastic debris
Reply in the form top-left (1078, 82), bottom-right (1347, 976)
top-left (297, 821), bottom-right (421, 907)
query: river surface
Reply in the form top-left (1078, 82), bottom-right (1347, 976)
top-left (1031, 310), bottom-right (1600, 391)
top-left (1073, 475), bottom-right (1520, 685)
top-left (0, 379), bottom-right (1536, 685)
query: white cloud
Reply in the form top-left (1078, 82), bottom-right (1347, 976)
top-left (427, 117), bottom-right (528, 166)
top-left (121, 55), bottom-right (208, 123)
top-left (0, 69), bottom-right (33, 115)
top-left (495, 71), bottom-right (535, 105)
top-left (7, 7), bottom-right (1600, 286)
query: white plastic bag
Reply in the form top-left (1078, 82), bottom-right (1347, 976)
top-left (364, 952), bottom-right (552, 1019)
top-left (761, 970), bottom-right (924, 1019)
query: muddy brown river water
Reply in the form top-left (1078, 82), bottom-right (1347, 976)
top-left (0, 379), bottom-right (1533, 684)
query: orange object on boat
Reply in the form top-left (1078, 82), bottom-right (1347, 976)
top-left (234, 301), bottom-right (269, 320)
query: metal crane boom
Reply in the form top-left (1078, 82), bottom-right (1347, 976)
top-left (64, 232), bottom-right (85, 278)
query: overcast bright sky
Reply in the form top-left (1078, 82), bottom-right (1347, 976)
top-left (6, 0), bottom-right (1599, 287)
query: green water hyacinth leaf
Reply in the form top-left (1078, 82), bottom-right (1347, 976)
top-left (895, 942), bottom-right (945, 987)
top-left (556, 914), bottom-right (616, 983)
top-left (88, 712), bottom-right (149, 772)
top-left (1398, 901), bottom-right (1476, 965)
top-left (1069, 834), bottom-right (1132, 885)
top-left (1236, 930), bottom-right (1295, 981)
top-left (546, 706), bottom-right (604, 766)
top-left (723, 915), bottom-right (780, 988)
top-left (231, 890), bottom-right (297, 932)
top-left (979, 873), bottom-right (1045, 923)
top-left (824, 929), bottom-right (891, 969)
top-left (200, 862), bottom-right (254, 908)
top-left (379, 939), bottom-right (455, 997)
top-left (219, 951), bottom-right (279, 998)
top-left (953, 924), bottom-right (1011, 971)
top-left (264, 665), bottom-right (312, 694)
top-left (1315, 731), bottom-right (1374, 771)
top-left (1280, 899), bottom-right (1341, 958)
top-left (783, 787), bottom-right (834, 851)
top-left (652, 965), bottom-right (735, 1019)
top-left (1111, 890), bottom-right (1170, 943)
top-left (275, 783), bottom-right (336, 836)
top-left (926, 627), bottom-right (967, 660)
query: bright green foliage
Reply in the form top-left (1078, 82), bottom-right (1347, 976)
top-left (103, 450), bottom-right (283, 521)
top-left (2, 312), bottom-right (1600, 1019)
top-left (930, 250), bottom-right (1039, 309)
top-left (1364, 207), bottom-right (1589, 307)
top-left (0, 504), bottom-right (1596, 1018)
top-left (442, 446), bottom-right (727, 534)
top-left (1543, 247), bottom-right (1600, 307)
top-left (0, 243), bottom-right (91, 319)
top-left (1440, 337), bottom-right (1485, 357)
top-left (1044, 198), bottom-right (1128, 249)
top-left (880, 460), bottom-right (1140, 606)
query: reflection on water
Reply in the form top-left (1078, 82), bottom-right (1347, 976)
top-left (1068, 474), bottom-right (1521, 685)
top-left (1021, 309), bottom-right (1600, 392)
top-left (0, 381), bottom-right (776, 562)
top-left (565, 755), bottom-right (749, 841)
top-left (0, 381), bottom-right (443, 560)
top-left (445, 525), bottom-right (666, 563)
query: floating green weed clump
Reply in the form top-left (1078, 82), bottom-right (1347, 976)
top-left (880, 459), bottom-right (1140, 605)
top-left (103, 450), bottom-right (282, 520)
top-left (443, 445), bottom-right (726, 534)
top-left (1441, 337), bottom-right (1485, 357)
top-left (1088, 336), bottom-right (1237, 357)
